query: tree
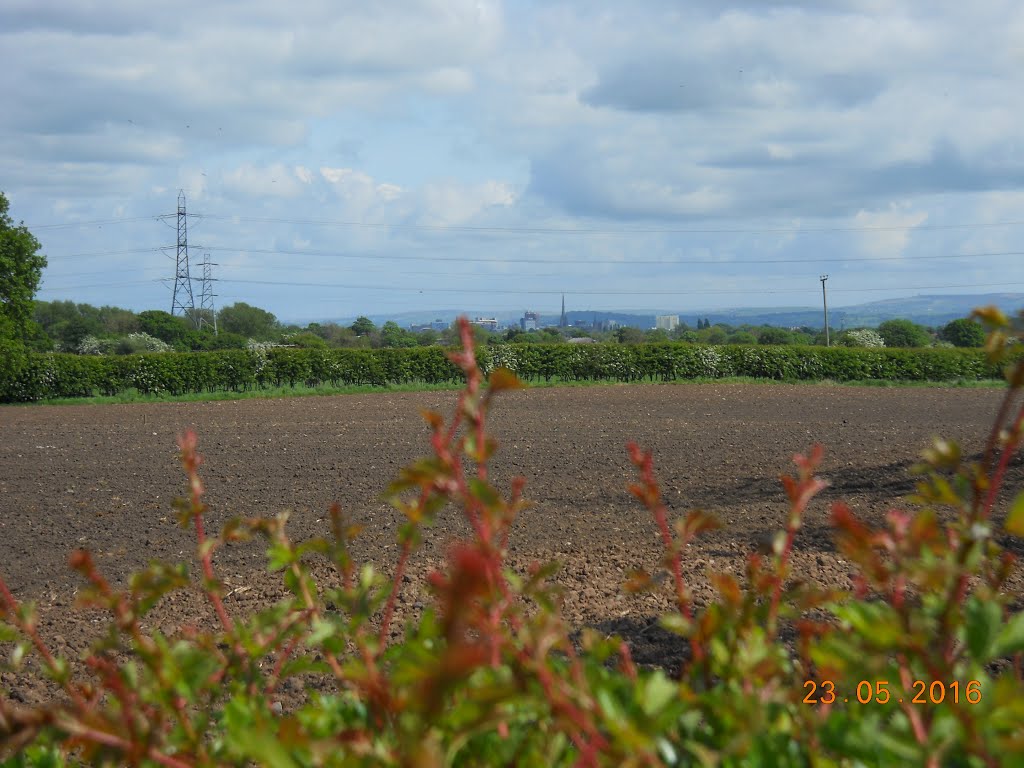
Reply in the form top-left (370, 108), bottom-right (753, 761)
top-left (350, 316), bottom-right (376, 336)
top-left (288, 332), bottom-right (328, 349)
top-left (877, 319), bottom-right (930, 348)
top-left (757, 327), bottom-right (792, 345)
top-left (615, 327), bottom-right (645, 344)
top-left (1, 192), bottom-right (47, 342)
top-left (306, 322), bottom-right (358, 347)
top-left (218, 302), bottom-right (278, 340)
top-left (99, 305), bottom-right (141, 336)
top-left (193, 331), bottom-right (248, 351)
top-left (138, 310), bottom-right (193, 346)
top-left (380, 321), bottom-right (418, 348)
top-left (0, 194), bottom-right (46, 392)
top-left (441, 323), bottom-right (493, 347)
top-left (705, 327), bottom-right (728, 345)
top-left (34, 300), bottom-right (100, 350)
top-left (940, 318), bottom-right (986, 348)
top-left (728, 331), bottom-right (757, 345)
top-left (416, 328), bottom-right (440, 346)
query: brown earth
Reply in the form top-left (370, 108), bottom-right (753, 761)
top-left (2, 383), bottom-right (1023, 697)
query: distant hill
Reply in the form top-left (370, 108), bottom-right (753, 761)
top-left (824, 293), bottom-right (1024, 328)
top-left (306, 293), bottom-right (1023, 331)
top-left (705, 293), bottom-right (1024, 330)
top-left (579, 294), bottom-right (1024, 330)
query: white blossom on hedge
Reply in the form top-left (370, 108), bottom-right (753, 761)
top-left (77, 336), bottom-right (114, 355)
top-left (840, 329), bottom-right (886, 348)
top-left (125, 333), bottom-right (172, 353)
top-left (246, 340), bottom-right (288, 352)
top-left (489, 345), bottom-right (521, 374)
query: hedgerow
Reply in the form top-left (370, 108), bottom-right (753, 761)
top-left (1, 341), bottom-right (1014, 403)
top-left (2, 308), bottom-right (1023, 766)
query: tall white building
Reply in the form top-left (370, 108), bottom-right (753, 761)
top-left (655, 315), bottom-right (679, 331)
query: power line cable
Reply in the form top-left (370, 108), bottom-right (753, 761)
top-left (41, 244), bottom-right (1024, 274)
top-left (192, 213), bottom-right (1024, 236)
top-left (28, 215), bottom-right (173, 230)
top-left (182, 245), bottom-right (1024, 266)
top-left (27, 211), bottom-right (1024, 236)
top-left (38, 279), bottom-right (164, 292)
top-left (201, 278), bottom-right (1024, 297)
top-left (45, 247), bottom-right (170, 261)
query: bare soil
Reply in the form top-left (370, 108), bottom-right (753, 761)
top-left (2, 383), bottom-right (1022, 695)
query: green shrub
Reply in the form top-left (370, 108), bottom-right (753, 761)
top-left (0, 337), bottom-right (27, 401)
top-left (2, 310), bottom-right (1024, 766)
top-left (941, 318), bottom-right (987, 348)
top-left (0, 338), bottom-right (1018, 403)
top-left (877, 319), bottom-right (932, 348)
top-left (757, 327), bottom-right (793, 345)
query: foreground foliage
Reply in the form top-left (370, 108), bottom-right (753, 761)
top-left (0, 192), bottom-right (47, 394)
top-left (2, 340), bottom-right (1015, 403)
top-left (2, 310), bottom-right (1024, 767)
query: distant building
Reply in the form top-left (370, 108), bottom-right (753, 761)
top-left (656, 315), bottom-right (680, 332)
top-left (521, 310), bottom-right (540, 331)
top-left (431, 319), bottom-right (449, 332)
top-left (471, 317), bottom-right (499, 331)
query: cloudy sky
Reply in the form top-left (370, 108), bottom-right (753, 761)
top-left (3, 0), bottom-right (1024, 323)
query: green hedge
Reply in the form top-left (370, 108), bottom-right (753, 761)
top-left (482, 343), bottom-right (1008, 385)
top-left (0, 343), bottom-right (1013, 402)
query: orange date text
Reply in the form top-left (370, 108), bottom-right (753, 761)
top-left (802, 679), bottom-right (982, 705)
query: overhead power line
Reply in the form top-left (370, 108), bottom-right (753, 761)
top-left (28, 211), bottom-right (1024, 236)
top-left (28, 215), bottom-right (173, 230)
top-left (49, 244), bottom-right (1018, 266)
top-left (203, 246), bottom-right (1024, 266)
top-left (192, 214), bottom-right (1024, 236)
top-left (37, 276), bottom-right (1024, 296)
top-left (38, 279), bottom-right (163, 292)
top-left (206, 278), bottom-right (1024, 297)
top-left (45, 247), bottom-right (170, 261)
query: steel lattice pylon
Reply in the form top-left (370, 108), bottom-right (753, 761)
top-left (198, 252), bottom-right (217, 334)
top-left (171, 190), bottom-right (196, 322)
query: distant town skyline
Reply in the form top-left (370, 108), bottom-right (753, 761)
top-left (303, 293), bottom-right (1024, 332)
top-left (4, 1), bottom-right (1023, 319)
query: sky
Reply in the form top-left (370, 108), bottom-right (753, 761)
top-left (3, 0), bottom-right (1024, 324)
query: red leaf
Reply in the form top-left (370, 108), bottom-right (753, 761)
top-left (488, 367), bottom-right (525, 392)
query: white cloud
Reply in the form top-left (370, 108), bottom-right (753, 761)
top-left (852, 204), bottom-right (929, 258)
top-left (7, 0), bottom-right (1024, 317)
top-left (376, 183), bottom-right (403, 202)
top-left (223, 163), bottom-right (305, 198)
top-left (420, 180), bottom-right (516, 224)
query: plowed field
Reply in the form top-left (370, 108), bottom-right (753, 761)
top-left (2, 383), bottom-right (1022, 691)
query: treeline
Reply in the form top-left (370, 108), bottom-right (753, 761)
top-left (28, 300), bottom-right (989, 355)
top-left (2, 341), bottom-right (1010, 403)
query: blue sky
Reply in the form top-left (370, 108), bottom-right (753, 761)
top-left (3, 0), bottom-right (1023, 322)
